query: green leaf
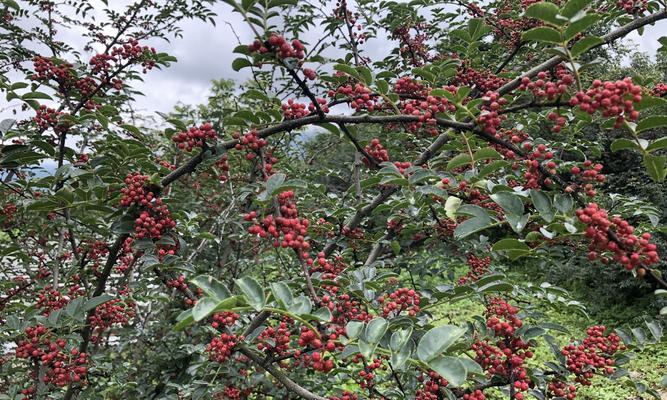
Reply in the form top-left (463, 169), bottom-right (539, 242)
top-left (490, 192), bottom-right (524, 216)
top-left (83, 294), bottom-right (114, 311)
top-left (447, 153), bottom-right (472, 171)
top-left (563, 14), bottom-right (600, 40)
top-left (22, 91), bottom-right (53, 100)
top-left (473, 147), bottom-right (501, 161)
top-left (570, 36), bottom-right (603, 57)
top-left (611, 138), bottom-right (640, 152)
top-left (492, 238), bottom-right (531, 260)
top-left (235, 277), bottom-right (266, 311)
top-left (288, 295), bottom-right (312, 315)
top-left (560, 0), bottom-right (592, 18)
top-left (363, 317), bottom-right (388, 343)
top-left (311, 307), bottom-right (333, 322)
top-left (346, 321), bottom-right (364, 339)
top-left (522, 27), bottom-right (562, 43)
top-left (192, 296), bottom-right (219, 322)
top-left (266, 172), bottom-right (286, 195)
top-left (429, 356), bottom-right (467, 387)
top-left (270, 282), bottom-right (293, 308)
top-left (390, 327), bottom-right (413, 351)
top-left (334, 64), bottom-right (362, 81)
top-left (191, 275), bottom-right (231, 300)
top-left (417, 325), bottom-right (466, 362)
top-left (643, 154), bottom-right (666, 182)
top-left (530, 189), bottom-right (554, 222)
top-left (390, 339), bottom-right (414, 370)
top-left (174, 309), bottom-right (194, 331)
top-left (525, 2), bottom-right (562, 25)
top-left (636, 115), bottom-right (667, 133)
top-left (647, 137), bottom-right (667, 152)
top-left (232, 58), bottom-right (252, 71)
top-left (554, 193), bottom-right (573, 213)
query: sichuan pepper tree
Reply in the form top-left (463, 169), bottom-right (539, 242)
top-left (1, 0), bottom-right (667, 399)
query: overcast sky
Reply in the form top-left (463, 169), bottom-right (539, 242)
top-left (2, 1), bottom-right (666, 120)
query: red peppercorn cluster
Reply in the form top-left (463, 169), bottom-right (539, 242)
top-left (172, 122), bottom-right (217, 151)
top-left (257, 319), bottom-right (292, 355)
top-left (303, 68), bottom-right (317, 80)
top-left (207, 333), bottom-right (241, 363)
top-left (458, 254), bottom-right (491, 284)
top-left (617, 0), bottom-right (647, 13)
top-left (233, 130), bottom-right (268, 161)
top-left (329, 391), bottom-right (359, 400)
top-left (651, 83), bottom-right (667, 97)
top-left (90, 298), bottom-right (136, 343)
top-left (569, 78), bottom-right (642, 128)
top-left (115, 237), bottom-right (135, 274)
top-left (363, 138), bottom-right (390, 166)
top-left (120, 173), bottom-right (152, 207)
top-left (416, 370), bottom-right (449, 400)
top-left (547, 111), bottom-right (568, 133)
top-left (568, 160), bottom-right (605, 197)
top-left (333, 0), bottom-right (367, 44)
top-left (90, 38), bottom-right (156, 74)
top-left (462, 390), bottom-right (487, 400)
top-left (455, 64), bottom-right (507, 93)
top-left (329, 83), bottom-right (381, 111)
top-left (245, 191), bottom-right (312, 253)
top-left (398, 92), bottom-right (457, 136)
top-left (477, 91), bottom-right (507, 135)
top-left (473, 298), bottom-right (533, 400)
top-left (576, 203), bottom-right (659, 270)
top-left (521, 142), bottom-right (557, 189)
top-left (519, 67), bottom-right (574, 101)
top-left (393, 161), bottom-right (412, 175)
top-left (216, 154), bottom-right (230, 182)
top-left (211, 311), bottom-right (240, 330)
top-left (547, 380), bottom-right (577, 399)
top-left (15, 325), bottom-right (88, 394)
top-left (281, 98), bottom-right (330, 120)
top-left (36, 284), bottom-right (85, 316)
top-left (248, 34), bottom-right (306, 60)
top-left (0, 202), bottom-right (18, 227)
top-left (33, 105), bottom-right (69, 134)
top-left (378, 287), bottom-right (421, 317)
top-left (562, 325), bottom-right (623, 385)
top-left (134, 204), bottom-right (175, 240)
top-left (391, 22), bottom-right (433, 66)
top-left (31, 56), bottom-right (74, 84)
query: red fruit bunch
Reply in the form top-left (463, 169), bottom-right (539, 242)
top-left (455, 64), bottom-right (507, 92)
top-left (569, 78), bottom-right (642, 128)
top-left (521, 142), bottom-right (558, 189)
top-left (36, 284), bottom-right (86, 316)
top-left (562, 325), bottom-right (623, 385)
top-left (172, 122), bottom-right (217, 151)
top-left (207, 333), bottom-right (241, 363)
top-left (378, 287), bottom-right (421, 317)
top-left (90, 38), bottom-right (156, 74)
top-left (651, 83), bottom-right (667, 97)
top-left (15, 325), bottom-right (88, 393)
top-left (518, 66), bottom-right (574, 102)
top-left (245, 191), bottom-right (311, 254)
top-left (90, 297), bottom-right (136, 343)
top-left (576, 203), bottom-right (659, 270)
top-left (248, 34), bottom-right (306, 60)
top-left (233, 129), bottom-right (268, 161)
top-left (33, 105), bottom-right (69, 134)
top-left (567, 160), bottom-right (605, 197)
top-left (211, 311), bottom-right (240, 330)
top-left (547, 380), bottom-right (578, 400)
top-left (416, 370), bottom-right (449, 400)
top-left (477, 91), bottom-right (508, 135)
top-left (458, 254), bottom-right (491, 284)
top-left (617, 0), bottom-right (647, 14)
top-left (329, 82), bottom-right (381, 111)
top-left (364, 138), bottom-right (390, 166)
